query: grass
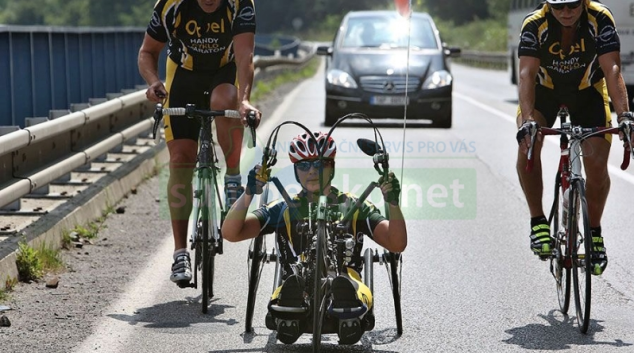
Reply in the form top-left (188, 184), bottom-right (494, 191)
top-left (16, 241), bottom-right (43, 281)
top-left (252, 56), bottom-right (321, 103)
top-left (15, 240), bottom-right (66, 282)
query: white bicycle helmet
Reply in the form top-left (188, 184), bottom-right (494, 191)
top-left (546, 0), bottom-right (582, 3)
top-left (288, 131), bottom-right (337, 163)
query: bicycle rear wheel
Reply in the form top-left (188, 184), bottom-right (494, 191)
top-left (550, 176), bottom-right (570, 314)
top-left (570, 180), bottom-right (591, 333)
top-left (245, 235), bottom-right (266, 332)
top-left (312, 220), bottom-right (328, 353)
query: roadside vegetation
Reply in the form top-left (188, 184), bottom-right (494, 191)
top-left (252, 56), bottom-right (321, 104)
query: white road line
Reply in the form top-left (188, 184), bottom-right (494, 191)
top-left (454, 91), bottom-right (634, 185)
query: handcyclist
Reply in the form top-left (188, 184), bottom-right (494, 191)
top-left (138, 0), bottom-right (262, 286)
top-left (515, 0), bottom-right (634, 275)
top-left (222, 131), bottom-right (407, 344)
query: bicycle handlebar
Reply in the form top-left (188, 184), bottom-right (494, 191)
top-left (160, 106), bottom-right (240, 119)
top-left (526, 123), bottom-right (633, 172)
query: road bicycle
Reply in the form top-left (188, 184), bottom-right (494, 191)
top-left (525, 106), bottom-right (633, 333)
top-left (153, 103), bottom-right (255, 314)
top-left (244, 114), bottom-right (403, 352)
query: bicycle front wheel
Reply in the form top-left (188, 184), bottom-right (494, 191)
top-left (201, 216), bottom-right (212, 314)
top-left (551, 176), bottom-right (570, 314)
top-left (569, 180), bottom-right (592, 333)
top-left (201, 177), bottom-right (219, 314)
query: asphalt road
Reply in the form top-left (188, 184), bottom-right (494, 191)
top-left (3, 61), bottom-right (634, 353)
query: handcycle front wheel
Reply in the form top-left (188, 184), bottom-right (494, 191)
top-left (570, 180), bottom-right (592, 333)
top-left (245, 235), bottom-right (266, 332)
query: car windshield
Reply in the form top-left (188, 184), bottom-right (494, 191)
top-left (340, 16), bottom-right (438, 49)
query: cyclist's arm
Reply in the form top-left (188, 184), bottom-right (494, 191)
top-left (233, 32), bottom-right (257, 112)
top-left (372, 205), bottom-right (407, 253)
top-left (599, 51), bottom-right (630, 116)
top-left (517, 55), bottom-right (541, 126)
top-left (222, 193), bottom-right (261, 242)
top-left (138, 33), bottom-right (167, 102)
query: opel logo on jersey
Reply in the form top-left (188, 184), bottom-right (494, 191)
top-left (384, 81), bottom-right (395, 92)
top-left (238, 7), bottom-right (255, 21)
top-left (521, 32), bottom-right (538, 46)
top-left (598, 26), bottom-right (617, 42)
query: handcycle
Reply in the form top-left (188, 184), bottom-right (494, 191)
top-left (524, 106), bottom-right (634, 333)
top-left (244, 113), bottom-right (403, 352)
top-left (152, 102), bottom-right (256, 314)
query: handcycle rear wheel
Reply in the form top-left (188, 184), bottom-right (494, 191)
top-left (245, 235), bottom-right (266, 332)
top-left (551, 176), bottom-right (570, 314)
top-left (384, 251), bottom-right (403, 335)
top-left (570, 180), bottom-right (592, 333)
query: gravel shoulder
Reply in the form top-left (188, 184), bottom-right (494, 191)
top-left (0, 82), bottom-right (297, 353)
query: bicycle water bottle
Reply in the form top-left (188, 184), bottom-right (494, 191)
top-left (562, 188), bottom-right (570, 227)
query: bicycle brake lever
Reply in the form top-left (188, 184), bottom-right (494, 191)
top-left (525, 122), bottom-right (538, 172)
top-left (152, 104), bottom-right (163, 142)
top-left (620, 121), bottom-right (633, 170)
top-left (247, 111), bottom-right (257, 149)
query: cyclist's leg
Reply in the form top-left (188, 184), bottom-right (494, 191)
top-left (211, 83), bottom-right (242, 175)
top-left (517, 86), bottom-right (559, 257)
top-left (208, 63), bottom-right (244, 207)
top-left (164, 59), bottom-right (207, 282)
top-left (346, 268), bottom-right (372, 310)
top-left (575, 85), bottom-right (611, 273)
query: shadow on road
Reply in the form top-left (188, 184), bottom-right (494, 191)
top-left (107, 296), bottom-right (238, 328)
top-left (215, 327), bottom-right (400, 353)
top-left (503, 309), bottom-right (632, 350)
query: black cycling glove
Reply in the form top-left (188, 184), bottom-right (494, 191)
top-left (516, 121), bottom-right (539, 145)
top-left (379, 172), bottom-right (401, 206)
top-left (246, 164), bottom-right (267, 196)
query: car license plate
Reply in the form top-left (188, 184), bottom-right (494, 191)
top-left (370, 95), bottom-right (408, 106)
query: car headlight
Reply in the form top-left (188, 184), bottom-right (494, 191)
top-left (326, 69), bottom-right (358, 89)
top-left (423, 70), bottom-right (453, 89)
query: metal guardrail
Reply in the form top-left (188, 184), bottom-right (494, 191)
top-left (454, 50), bottom-right (508, 70)
top-left (0, 47), bottom-right (316, 212)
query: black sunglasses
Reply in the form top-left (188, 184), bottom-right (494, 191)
top-left (295, 159), bottom-right (334, 172)
top-left (550, 1), bottom-right (582, 10)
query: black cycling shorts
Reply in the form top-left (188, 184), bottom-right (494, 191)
top-left (535, 83), bottom-right (611, 130)
top-left (163, 58), bottom-right (237, 142)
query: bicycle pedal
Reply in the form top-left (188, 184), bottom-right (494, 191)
top-left (176, 280), bottom-right (195, 289)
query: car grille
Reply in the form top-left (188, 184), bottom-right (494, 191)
top-left (359, 76), bottom-right (420, 94)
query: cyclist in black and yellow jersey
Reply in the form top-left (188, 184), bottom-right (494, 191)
top-left (515, 0), bottom-right (634, 275)
top-left (222, 132), bottom-right (407, 344)
top-left (137, 0), bottom-right (262, 285)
